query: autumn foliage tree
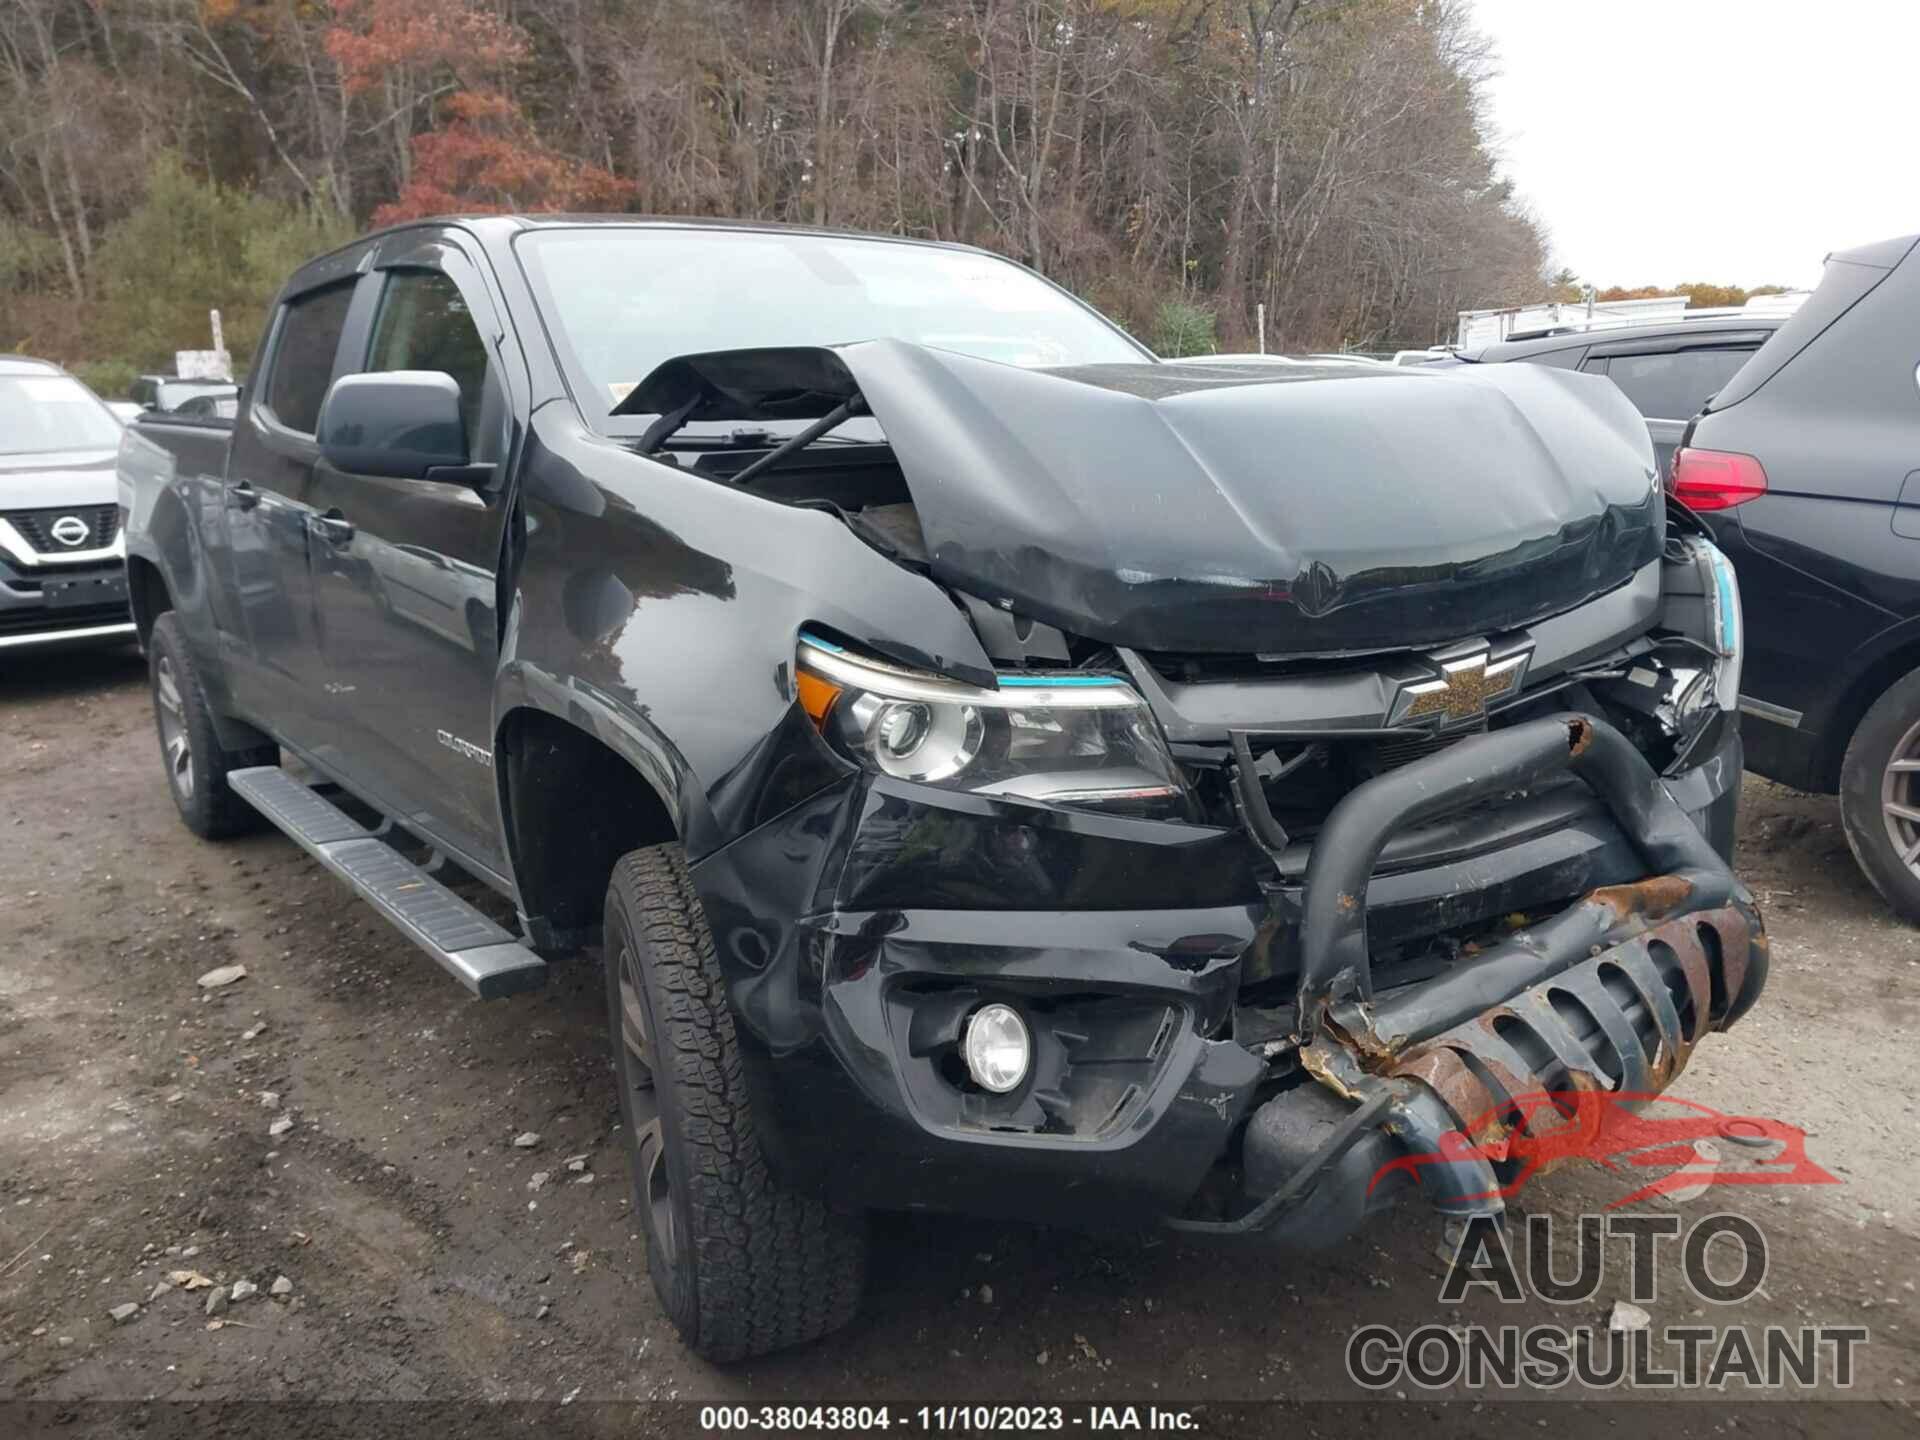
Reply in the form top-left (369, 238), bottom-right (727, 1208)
top-left (368, 89), bottom-right (634, 224)
top-left (6, 0), bottom-right (1565, 370)
top-left (1593, 282), bottom-right (1792, 308)
top-left (324, 0), bottom-right (629, 223)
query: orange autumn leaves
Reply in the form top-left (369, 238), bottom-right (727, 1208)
top-left (323, 0), bottom-right (630, 223)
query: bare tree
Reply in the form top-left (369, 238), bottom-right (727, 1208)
top-left (0, 0), bottom-right (1556, 358)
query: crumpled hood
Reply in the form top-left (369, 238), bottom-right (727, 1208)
top-left (0, 448), bottom-right (118, 511)
top-left (838, 340), bottom-right (1662, 657)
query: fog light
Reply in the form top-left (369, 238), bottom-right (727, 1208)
top-left (962, 1003), bottom-right (1031, 1094)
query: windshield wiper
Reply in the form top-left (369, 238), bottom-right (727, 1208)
top-left (641, 425), bottom-right (873, 454)
top-left (726, 397), bottom-right (869, 487)
top-left (636, 392), bottom-right (704, 452)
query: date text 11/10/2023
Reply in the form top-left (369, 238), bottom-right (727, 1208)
top-left (697, 1405), bottom-right (1199, 1432)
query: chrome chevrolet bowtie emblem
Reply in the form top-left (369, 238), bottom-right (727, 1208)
top-left (1389, 645), bottom-right (1531, 729)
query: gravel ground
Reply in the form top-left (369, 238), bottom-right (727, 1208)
top-left (2, 648), bottom-right (1917, 1437)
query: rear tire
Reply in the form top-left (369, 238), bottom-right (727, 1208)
top-left (148, 612), bottom-right (276, 839)
top-left (604, 843), bottom-right (866, 1360)
top-left (1840, 666), bottom-right (1920, 923)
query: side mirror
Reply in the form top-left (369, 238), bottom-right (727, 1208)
top-left (318, 371), bottom-right (469, 481)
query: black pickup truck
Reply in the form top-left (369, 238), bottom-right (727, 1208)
top-left (120, 216), bottom-right (1767, 1360)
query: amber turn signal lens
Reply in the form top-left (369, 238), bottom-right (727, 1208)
top-left (796, 669), bottom-right (842, 727)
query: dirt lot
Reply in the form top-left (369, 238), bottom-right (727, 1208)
top-left (3, 649), bottom-right (1918, 1436)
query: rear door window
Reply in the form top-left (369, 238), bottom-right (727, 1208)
top-left (1587, 348), bottom-right (1754, 421)
top-left (263, 282), bottom-right (356, 434)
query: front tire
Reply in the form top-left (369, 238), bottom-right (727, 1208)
top-left (148, 612), bottom-right (276, 839)
top-left (604, 844), bottom-right (867, 1360)
top-left (1840, 666), bottom-right (1920, 922)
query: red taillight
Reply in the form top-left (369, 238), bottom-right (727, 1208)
top-left (1669, 448), bottom-right (1768, 511)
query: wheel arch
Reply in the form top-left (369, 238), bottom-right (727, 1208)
top-left (126, 553), bottom-right (172, 644)
top-left (1810, 621), bottom-right (1920, 791)
top-left (494, 699), bottom-right (686, 950)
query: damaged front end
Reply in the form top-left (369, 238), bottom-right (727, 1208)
top-left (649, 338), bottom-right (1765, 1244)
top-left (1169, 712), bottom-right (1765, 1247)
top-left (688, 556), bottom-right (1765, 1243)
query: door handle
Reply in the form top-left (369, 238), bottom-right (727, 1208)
top-left (310, 510), bottom-right (354, 546)
top-left (226, 481), bottom-right (259, 512)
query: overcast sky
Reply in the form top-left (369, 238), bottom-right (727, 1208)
top-left (1469, 0), bottom-right (1917, 290)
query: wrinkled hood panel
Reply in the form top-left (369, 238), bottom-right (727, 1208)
top-left (838, 341), bottom-right (1662, 656)
top-left (0, 448), bottom-right (118, 511)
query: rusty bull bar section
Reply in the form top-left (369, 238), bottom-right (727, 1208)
top-left (1171, 714), bottom-right (1768, 1241)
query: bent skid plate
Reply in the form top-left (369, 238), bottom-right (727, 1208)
top-left (1293, 713), bottom-right (1744, 1043)
top-left (1186, 714), bottom-right (1768, 1240)
top-left (1379, 901), bottom-right (1759, 1143)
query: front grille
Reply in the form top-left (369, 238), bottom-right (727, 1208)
top-left (1368, 721), bottom-right (1484, 773)
top-left (5, 505), bottom-right (120, 553)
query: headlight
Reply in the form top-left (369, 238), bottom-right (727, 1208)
top-left (795, 633), bottom-right (1195, 819)
top-left (1661, 535), bottom-right (1743, 711)
top-left (1598, 534), bottom-right (1745, 771)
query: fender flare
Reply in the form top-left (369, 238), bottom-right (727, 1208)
top-left (1803, 611), bottom-right (1920, 776)
top-left (491, 657), bottom-right (716, 857)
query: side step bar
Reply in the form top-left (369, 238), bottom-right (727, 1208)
top-left (226, 767), bottom-right (546, 999)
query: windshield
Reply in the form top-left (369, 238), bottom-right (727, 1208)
top-left (516, 227), bottom-right (1148, 436)
top-left (0, 375), bottom-right (123, 454)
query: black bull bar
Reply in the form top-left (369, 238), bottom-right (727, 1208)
top-left (1172, 712), bottom-right (1768, 1242)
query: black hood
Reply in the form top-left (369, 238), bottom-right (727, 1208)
top-left (626, 340), bottom-right (1664, 657)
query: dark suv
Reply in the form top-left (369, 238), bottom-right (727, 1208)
top-left (1677, 234), bottom-right (1920, 918)
top-left (1454, 317), bottom-right (1784, 474)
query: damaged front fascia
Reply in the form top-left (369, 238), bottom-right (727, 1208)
top-left (1374, 899), bottom-right (1762, 1143)
top-left (1292, 713), bottom-right (1747, 1044)
top-left (691, 771), bottom-right (1271, 1224)
top-left (1250, 711), bottom-right (1769, 1228)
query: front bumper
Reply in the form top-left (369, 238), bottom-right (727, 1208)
top-left (0, 551), bottom-right (134, 652)
top-left (690, 712), bottom-right (1761, 1235)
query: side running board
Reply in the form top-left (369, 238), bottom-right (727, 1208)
top-left (226, 767), bottom-right (546, 999)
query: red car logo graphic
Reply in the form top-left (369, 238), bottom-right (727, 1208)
top-left (1370, 1091), bottom-right (1839, 1207)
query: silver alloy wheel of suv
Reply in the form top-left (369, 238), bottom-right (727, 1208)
top-left (154, 653), bottom-right (194, 803)
top-left (1878, 714), bottom-right (1920, 878)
